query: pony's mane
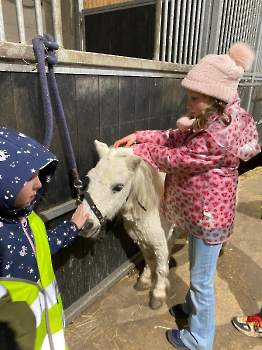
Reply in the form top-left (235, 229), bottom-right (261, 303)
top-left (132, 156), bottom-right (165, 213)
top-left (108, 145), bottom-right (133, 158)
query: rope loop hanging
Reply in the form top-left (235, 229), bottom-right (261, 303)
top-left (32, 34), bottom-right (83, 199)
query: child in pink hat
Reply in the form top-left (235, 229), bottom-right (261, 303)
top-left (114, 42), bottom-right (260, 349)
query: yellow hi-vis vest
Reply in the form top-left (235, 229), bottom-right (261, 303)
top-left (0, 211), bottom-right (67, 350)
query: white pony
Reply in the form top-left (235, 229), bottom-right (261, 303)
top-left (81, 140), bottom-right (183, 310)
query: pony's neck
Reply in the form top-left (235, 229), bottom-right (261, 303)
top-left (131, 161), bottom-right (164, 214)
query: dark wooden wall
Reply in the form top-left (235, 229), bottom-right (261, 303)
top-left (0, 71), bottom-right (186, 309)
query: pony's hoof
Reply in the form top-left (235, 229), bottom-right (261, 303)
top-left (133, 281), bottom-right (150, 291)
top-left (149, 296), bottom-right (163, 310)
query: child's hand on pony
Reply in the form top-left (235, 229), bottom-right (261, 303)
top-left (114, 133), bottom-right (136, 148)
top-left (71, 204), bottom-right (89, 230)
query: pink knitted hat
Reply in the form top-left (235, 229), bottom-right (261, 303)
top-left (182, 42), bottom-right (255, 103)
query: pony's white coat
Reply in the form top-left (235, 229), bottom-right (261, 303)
top-left (81, 140), bottom-right (183, 309)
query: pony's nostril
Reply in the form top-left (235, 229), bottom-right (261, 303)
top-left (80, 221), bottom-right (94, 236)
top-left (78, 216), bottom-right (101, 239)
top-left (82, 220), bottom-right (94, 231)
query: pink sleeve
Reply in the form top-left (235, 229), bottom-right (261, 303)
top-left (135, 129), bottom-right (188, 148)
top-left (133, 133), bottom-right (224, 175)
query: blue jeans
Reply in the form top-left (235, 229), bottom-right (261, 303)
top-left (180, 234), bottom-right (222, 350)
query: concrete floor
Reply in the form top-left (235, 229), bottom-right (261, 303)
top-left (65, 167), bottom-right (262, 350)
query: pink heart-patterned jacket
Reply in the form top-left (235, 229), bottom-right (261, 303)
top-left (133, 95), bottom-right (261, 244)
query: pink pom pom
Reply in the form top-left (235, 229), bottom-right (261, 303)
top-left (176, 114), bottom-right (195, 132)
top-left (229, 42), bottom-right (255, 71)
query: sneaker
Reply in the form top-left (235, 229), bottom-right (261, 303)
top-left (166, 329), bottom-right (190, 349)
top-left (232, 310), bottom-right (262, 338)
top-left (170, 304), bottom-right (190, 319)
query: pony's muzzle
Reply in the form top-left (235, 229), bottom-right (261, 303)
top-left (79, 219), bottom-right (101, 238)
top-left (80, 198), bottom-right (103, 238)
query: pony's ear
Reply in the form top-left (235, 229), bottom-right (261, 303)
top-left (125, 154), bottom-right (141, 171)
top-left (94, 140), bottom-right (109, 158)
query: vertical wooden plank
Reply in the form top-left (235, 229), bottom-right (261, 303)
top-left (148, 77), bottom-right (163, 129)
top-left (76, 75), bottom-right (100, 177)
top-left (118, 75), bottom-right (136, 137)
top-left (119, 76), bottom-right (135, 124)
top-left (133, 6), bottom-right (143, 58)
top-left (99, 75), bottom-right (119, 128)
top-left (98, 75), bottom-right (119, 144)
top-left (83, 229), bottom-right (116, 291)
top-left (76, 75), bottom-right (100, 130)
top-left (170, 79), bottom-right (187, 129)
top-left (135, 77), bottom-right (150, 125)
top-left (149, 77), bottom-right (163, 120)
top-left (160, 78), bottom-right (174, 129)
top-left (141, 5), bottom-right (155, 59)
top-left (107, 10), bottom-right (119, 55)
top-left (11, 72), bottom-right (44, 144)
top-left (59, 234), bottom-right (86, 308)
top-left (118, 8), bottom-right (134, 57)
top-left (93, 12), bottom-right (109, 54)
top-left (0, 72), bottom-right (16, 129)
top-left (162, 78), bottom-right (174, 117)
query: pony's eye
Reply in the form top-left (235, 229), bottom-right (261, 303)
top-left (112, 184), bottom-right (124, 193)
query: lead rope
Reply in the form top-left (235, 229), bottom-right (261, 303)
top-left (32, 34), bottom-right (83, 200)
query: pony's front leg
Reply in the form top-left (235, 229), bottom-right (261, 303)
top-left (149, 246), bottom-right (170, 310)
top-left (134, 263), bottom-right (152, 291)
top-left (133, 247), bottom-right (153, 291)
